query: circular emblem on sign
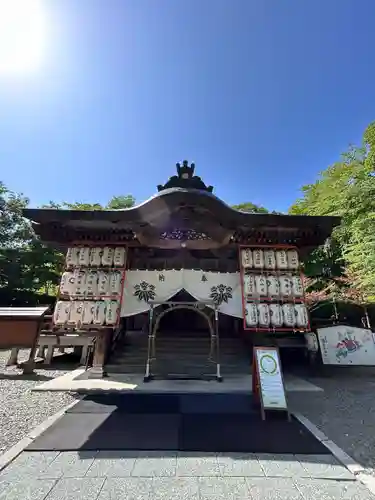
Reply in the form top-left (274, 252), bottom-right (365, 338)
top-left (260, 354), bottom-right (277, 374)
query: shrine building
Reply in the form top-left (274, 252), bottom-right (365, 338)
top-left (23, 161), bottom-right (340, 381)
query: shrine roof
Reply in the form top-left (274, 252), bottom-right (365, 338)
top-left (22, 161), bottom-right (341, 248)
top-left (23, 187), bottom-right (340, 232)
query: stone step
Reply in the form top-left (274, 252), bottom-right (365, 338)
top-left (112, 353), bottom-right (250, 362)
top-left (108, 357), bottom-right (250, 367)
top-left (110, 352), bottom-right (250, 362)
top-left (122, 336), bottom-right (243, 343)
top-left (108, 331), bottom-right (251, 375)
top-left (105, 364), bottom-right (250, 375)
top-left (118, 346), bottom-right (247, 355)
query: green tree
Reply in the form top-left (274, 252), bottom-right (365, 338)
top-left (45, 194), bottom-right (136, 211)
top-left (232, 202), bottom-right (269, 213)
top-left (106, 195), bottom-right (136, 210)
top-left (0, 183), bottom-right (63, 295)
top-left (0, 182), bottom-right (30, 248)
top-left (290, 122), bottom-right (375, 302)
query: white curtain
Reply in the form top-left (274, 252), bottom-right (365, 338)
top-left (183, 270), bottom-right (242, 318)
top-left (121, 270), bottom-right (182, 317)
top-left (121, 270), bottom-right (242, 318)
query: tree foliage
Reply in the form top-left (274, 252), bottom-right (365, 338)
top-left (0, 182), bottom-right (30, 248)
top-left (43, 195), bottom-right (136, 211)
top-left (0, 183), bottom-right (63, 297)
top-left (290, 122), bottom-right (375, 302)
top-left (232, 202), bottom-right (269, 213)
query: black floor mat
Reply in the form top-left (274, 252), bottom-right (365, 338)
top-left (67, 394), bottom-right (181, 414)
top-left (179, 414), bottom-right (327, 454)
top-left (28, 402), bottom-right (329, 454)
top-left (68, 393), bottom-right (255, 415)
top-left (27, 413), bottom-right (180, 451)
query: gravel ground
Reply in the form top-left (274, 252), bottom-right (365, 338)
top-left (288, 372), bottom-right (375, 476)
top-left (0, 349), bottom-right (77, 454)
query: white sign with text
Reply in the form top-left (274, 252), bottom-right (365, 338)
top-left (255, 347), bottom-right (287, 410)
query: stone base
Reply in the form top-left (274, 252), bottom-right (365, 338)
top-left (87, 366), bottom-right (108, 379)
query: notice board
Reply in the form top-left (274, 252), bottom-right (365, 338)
top-left (252, 346), bottom-right (289, 419)
top-left (317, 325), bottom-right (375, 366)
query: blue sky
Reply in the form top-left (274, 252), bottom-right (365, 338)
top-left (0, 0), bottom-right (374, 213)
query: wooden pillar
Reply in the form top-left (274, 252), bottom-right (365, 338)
top-left (89, 329), bottom-right (112, 378)
top-left (22, 318), bottom-right (43, 375)
top-left (45, 345), bottom-right (54, 364)
top-left (37, 346), bottom-right (45, 358)
top-left (73, 346), bottom-right (82, 357)
top-left (6, 348), bottom-right (19, 366)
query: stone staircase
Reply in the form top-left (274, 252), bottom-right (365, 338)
top-left (106, 330), bottom-right (252, 378)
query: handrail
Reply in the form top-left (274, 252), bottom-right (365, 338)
top-left (110, 324), bottom-right (123, 354)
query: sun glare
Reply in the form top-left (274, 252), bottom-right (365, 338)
top-left (0, 0), bottom-right (46, 75)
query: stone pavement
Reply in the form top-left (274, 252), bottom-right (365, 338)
top-left (288, 375), bottom-right (375, 475)
top-left (0, 450), bottom-right (373, 499)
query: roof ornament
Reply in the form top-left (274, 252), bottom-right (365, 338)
top-left (157, 160), bottom-right (214, 192)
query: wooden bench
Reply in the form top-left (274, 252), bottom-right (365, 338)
top-left (36, 333), bottom-right (95, 365)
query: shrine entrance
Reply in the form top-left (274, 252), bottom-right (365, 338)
top-left (143, 300), bottom-right (221, 382)
top-left (154, 304), bottom-right (214, 337)
top-left (157, 306), bottom-right (210, 333)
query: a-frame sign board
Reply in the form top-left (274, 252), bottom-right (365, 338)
top-left (252, 346), bottom-right (291, 421)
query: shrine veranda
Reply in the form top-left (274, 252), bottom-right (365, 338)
top-left (23, 162), bottom-right (340, 375)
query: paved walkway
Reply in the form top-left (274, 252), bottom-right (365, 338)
top-left (0, 450), bottom-right (373, 499)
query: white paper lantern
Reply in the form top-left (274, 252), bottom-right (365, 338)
top-left (102, 247), bottom-right (114, 267)
top-left (287, 249), bottom-right (299, 270)
top-left (276, 250), bottom-right (288, 270)
top-left (85, 270), bottom-right (98, 297)
top-left (264, 249), bottom-right (276, 270)
top-left (243, 274), bottom-right (256, 297)
top-left (279, 275), bottom-right (292, 297)
top-left (74, 270), bottom-right (87, 296)
top-left (109, 271), bottom-right (122, 296)
top-left (114, 247), bottom-right (126, 268)
top-left (97, 271), bottom-right (109, 295)
top-left (65, 247), bottom-right (79, 268)
top-left (253, 249), bottom-right (264, 269)
top-left (68, 301), bottom-right (84, 327)
top-left (59, 272), bottom-right (75, 296)
top-left (241, 249), bottom-right (253, 269)
top-left (78, 247), bottom-right (90, 267)
top-left (266, 276), bottom-right (280, 297)
top-left (269, 303), bottom-right (283, 327)
top-left (295, 304), bottom-right (309, 328)
top-left (89, 247), bottom-right (102, 267)
top-left (255, 275), bottom-right (268, 296)
top-left (291, 276), bottom-right (304, 297)
top-left (82, 301), bottom-right (96, 325)
top-left (245, 302), bottom-right (258, 326)
top-left (105, 300), bottom-right (119, 325)
top-left (53, 301), bottom-right (71, 325)
top-left (93, 301), bottom-right (106, 325)
top-left (257, 303), bottom-right (270, 327)
top-left (282, 303), bottom-right (296, 327)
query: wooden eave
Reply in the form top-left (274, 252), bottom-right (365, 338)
top-left (23, 188), bottom-right (341, 249)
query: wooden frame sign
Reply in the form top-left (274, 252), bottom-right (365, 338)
top-left (252, 346), bottom-right (290, 421)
